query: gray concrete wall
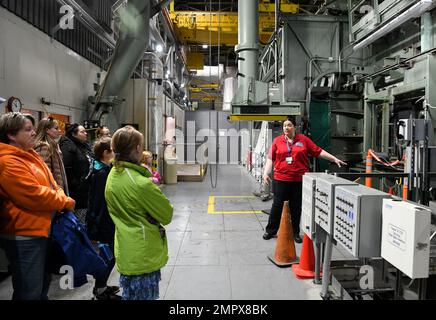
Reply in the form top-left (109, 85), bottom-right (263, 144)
top-left (0, 7), bottom-right (103, 123)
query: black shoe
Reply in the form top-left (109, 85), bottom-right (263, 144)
top-left (106, 285), bottom-right (120, 294)
top-left (263, 232), bottom-right (276, 240)
top-left (294, 235), bottom-right (302, 244)
top-left (93, 286), bottom-right (122, 300)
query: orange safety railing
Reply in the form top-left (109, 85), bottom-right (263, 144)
top-left (365, 149), bottom-right (373, 188)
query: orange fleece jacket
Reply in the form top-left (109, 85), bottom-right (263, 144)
top-left (0, 142), bottom-right (75, 237)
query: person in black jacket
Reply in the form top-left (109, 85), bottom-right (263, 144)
top-left (86, 137), bottom-right (119, 300)
top-left (59, 123), bottom-right (94, 224)
top-left (86, 137), bottom-right (115, 248)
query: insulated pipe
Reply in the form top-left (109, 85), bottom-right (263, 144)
top-left (274, 0), bottom-right (279, 84)
top-left (421, 12), bottom-right (432, 89)
top-left (96, 0), bottom-right (151, 105)
top-left (235, 0), bottom-right (260, 100)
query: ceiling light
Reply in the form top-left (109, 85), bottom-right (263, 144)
top-left (202, 44), bottom-right (208, 49)
top-left (353, 0), bottom-right (433, 51)
top-left (156, 44), bottom-right (163, 53)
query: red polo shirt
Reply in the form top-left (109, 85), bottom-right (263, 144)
top-left (269, 134), bottom-right (322, 182)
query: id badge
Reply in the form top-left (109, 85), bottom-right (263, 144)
top-left (286, 156), bottom-right (293, 164)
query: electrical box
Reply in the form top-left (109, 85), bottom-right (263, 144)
top-left (314, 175), bottom-right (356, 235)
top-left (381, 199), bottom-right (431, 279)
top-left (334, 185), bottom-right (390, 258)
top-left (302, 172), bottom-right (331, 239)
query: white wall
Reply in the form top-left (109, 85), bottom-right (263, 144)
top-left (0, 7), bottom-right (102, 122)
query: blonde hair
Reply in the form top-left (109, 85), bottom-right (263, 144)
top-left (111, 126), bottom-right (143, 166)
top-left (141, 151), bottom-right (152, 164)
top-left (34, 117), bottom-right (59, 156)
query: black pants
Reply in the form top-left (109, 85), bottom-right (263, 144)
top-left (94, 239), bottom-right (115, 289)
top-left (265, 180), bottom-right (302, 236)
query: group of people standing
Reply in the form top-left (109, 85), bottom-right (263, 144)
top-left (0, 113), bottom-right (172, 300)
top-left (0, 111), bottom-right (347, 300)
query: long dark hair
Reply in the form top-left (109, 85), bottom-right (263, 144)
top-left (65, 123), bottom-right (80, 139)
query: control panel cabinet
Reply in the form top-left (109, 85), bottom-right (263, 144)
top-left (314, 175), bottom-right (356, 235)
top-left (334, 185), bottom-right (390, 258)
top-left (381, 199), bottom-right (431, 279)
top-left (302, 172), bottom-right (331, 239)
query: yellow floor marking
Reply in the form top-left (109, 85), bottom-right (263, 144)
top-left (207, 196), bottom-right (215, 213)
top-left (209, 211), bottom-right (263, 214)
top-left (207, 195), bottom-right (262, 214)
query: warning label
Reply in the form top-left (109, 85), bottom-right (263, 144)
top-left (387, 224), bottom-right (407, 251)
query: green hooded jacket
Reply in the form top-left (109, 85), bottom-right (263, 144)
top-left (105, 161), bottom-right (173, 275)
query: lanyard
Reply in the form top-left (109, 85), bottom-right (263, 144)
top-left (284, 136), bottom-right (293, 156)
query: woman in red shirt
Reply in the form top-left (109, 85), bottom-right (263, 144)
top-left (262, 117), bottom-right (346, 243)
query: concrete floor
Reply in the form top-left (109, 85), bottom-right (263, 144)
top-left (0, 164), bottom-right (353, 300)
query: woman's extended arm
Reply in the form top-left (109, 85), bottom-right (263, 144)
top-left (319, 150), bottom-right (347, 167)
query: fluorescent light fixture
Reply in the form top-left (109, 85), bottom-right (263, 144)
top-left (202, 44), bottom-right (208, 49)
top-left (156, 44), bottom-right (163, 53)
top-left (353, 0), bottom-right (434, 51)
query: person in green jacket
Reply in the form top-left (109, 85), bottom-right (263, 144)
top-left (105, 126), bottom-right (173, 300)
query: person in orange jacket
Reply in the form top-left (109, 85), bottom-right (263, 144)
top-left (0, 112), bottom-right (75, 300)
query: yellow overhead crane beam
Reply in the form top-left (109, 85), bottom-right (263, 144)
top-left (228, 114), bottom-right (288, 121)
top-left (169, 1), bottom-right (299, 46)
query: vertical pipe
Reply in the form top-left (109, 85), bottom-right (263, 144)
top-left (274, 0), bottom-right (279, 84)
top-left (236, 0), bottom-right (259, 101)
top-left (421, 12), bottom-right (432, 52)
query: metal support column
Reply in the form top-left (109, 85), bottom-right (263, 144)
top-left (314, 239), bottom-right (322, 285)
top-left (381, 101), bottom-right (390, 153)
top-left (320, 234), bottom-right (333, 299)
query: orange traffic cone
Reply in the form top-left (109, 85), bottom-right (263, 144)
top-left (292, 234), bottom-right (317, 279)
top-left (267, 201), bottom-right (299, 267)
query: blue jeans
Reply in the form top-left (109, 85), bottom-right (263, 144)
top-left (0, 237), bottom-right (52, 300)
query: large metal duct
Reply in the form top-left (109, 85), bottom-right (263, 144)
top-left (95, 0), bottom-right (151, 105)
top-left (93, 0), bottom-right (172, 115)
